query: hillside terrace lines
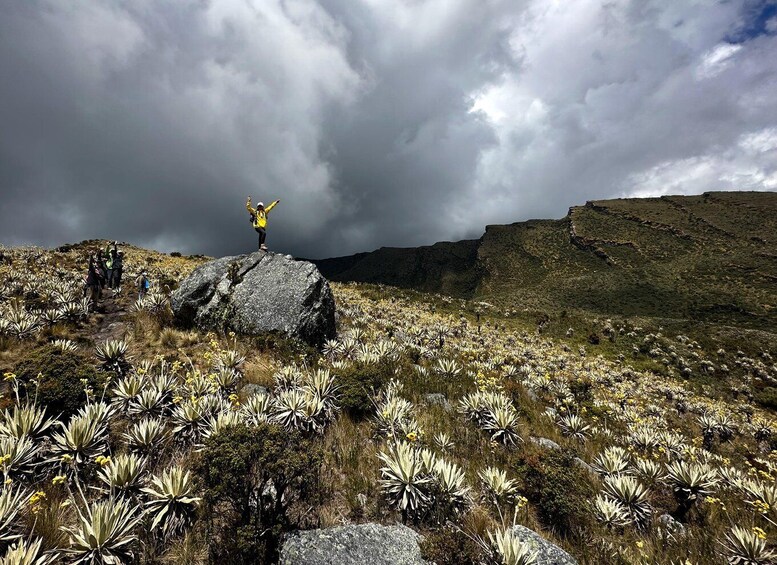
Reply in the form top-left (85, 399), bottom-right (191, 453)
top-left (585, 200), bottom-right (693, 241)
top-left (660, 195), bottom-right (738, 240)
top-left (567, 206), bottom-right (640, 266)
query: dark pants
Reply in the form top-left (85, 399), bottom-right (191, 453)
top-left (112, 268), bottom-right (122, 288)
top-left (255, 227), bottom-right (266, 248)
top-left (85, 284), bottom-right (99, 303)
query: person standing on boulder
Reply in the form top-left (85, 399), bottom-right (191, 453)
top-left (246, 196), bottom-right (280, 251)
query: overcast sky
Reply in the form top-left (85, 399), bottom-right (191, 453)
top-left (1, 0), bottom-right (776, 258)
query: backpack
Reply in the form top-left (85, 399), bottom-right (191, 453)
top-left (249, 213), bottom-right (256, 225)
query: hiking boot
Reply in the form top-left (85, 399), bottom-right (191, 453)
top-left (260, 244), bottom-right (268, 251)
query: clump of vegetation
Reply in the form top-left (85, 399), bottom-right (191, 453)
top-left (12, 344), bottom-right (100, 417)
top-left (516, 446), bottom-right (597, 536)
top-left (420, 526), bottom-right (484, 564)
top-left (194, 423), bottom-right (323, 563)
top-left (332, 359), bottom-right (394, 419)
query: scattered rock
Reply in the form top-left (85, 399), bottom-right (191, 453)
top-left (530, 436), bottom-right (561, 450)
top-left (241, 383), bottom-right (268, 397)
top-left (656, 513), bottom-right (686, 537)
top-left (573, 457), bottom-right (596, 475)
top-left (171, 251), bottom-right (336, 347)
top-left (510, 525), bottom-right (578, 565)
top-left (279, 523), bottom-right (428, 565)
top-left (422, 393), bottom-right (452, 410)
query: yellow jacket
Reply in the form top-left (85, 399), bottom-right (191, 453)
top-left (246, 200), bottom-right (279, 229)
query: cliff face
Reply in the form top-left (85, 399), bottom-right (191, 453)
top-left (313, 192), bottom-right (777, 329)
top-left (314, 239), bottom-right (482, 297)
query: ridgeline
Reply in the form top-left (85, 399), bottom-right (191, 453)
top-left (314, 191), bottom-right (777, 330)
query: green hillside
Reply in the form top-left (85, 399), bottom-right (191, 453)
top-left (315, 191), bottom-right (777, 329)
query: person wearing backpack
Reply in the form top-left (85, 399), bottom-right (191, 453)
top-left (246, 197), bottom-right (280, 251)
top-left (106, 241), bottom-right (121, 289)
top-left (135, 270), bottom-right (150, 301)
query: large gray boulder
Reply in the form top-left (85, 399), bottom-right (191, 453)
top-left (279, 523), bottom-right (428, 565)
top-left (511, 525), bottom-right (577, 565)
top-left (171, 251), bottom-right (335, 346)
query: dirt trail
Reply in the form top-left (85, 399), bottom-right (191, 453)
top-left (91, 288), bottom-right (132, 344)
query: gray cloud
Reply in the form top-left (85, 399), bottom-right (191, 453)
top-left (1, 0), bottom-right (776, 259)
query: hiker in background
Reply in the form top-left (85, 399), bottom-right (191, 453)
top-left (83, 253), bottom-right (101, 303)
top-left (95, 250), bottom-right (107, 297)
top-left (113, 249), bottom-right (124, 289)
top-left (246, 196), bottom-right (280, 251)
top-left (135, 270), bottom-right (150, 301)
top-left (103, 242), bottom-right (115, 289)
top-left (107, 241), bottom-right (121, 288)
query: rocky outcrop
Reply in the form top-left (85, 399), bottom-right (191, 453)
top-left (171, 251), bottom-right (335, 347)
top-left (511, 525), bottom-right (577, 565)
top-left (279, 523), bottom-right (428, 565)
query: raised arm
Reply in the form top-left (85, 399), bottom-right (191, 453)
top-left (246, 198), bottom-right (255, 215)
top-left (265, 199), bottom-right (280, 213)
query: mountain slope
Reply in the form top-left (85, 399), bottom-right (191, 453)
top-left (314, 191), bottom-right (777, 329)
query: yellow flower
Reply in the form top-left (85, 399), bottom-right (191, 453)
top-left (3, 372), bottom-right (16, 381)
top-left (751, 500), bottom-right (770, 514)
top-left (635, 541), bottom-right (644, 549)
top-left (61, 454), bottom-right (74, 463)
top-left (94, 455), bottom-right (112, 467)
top-left (406, 432), bottom-right (418, 442)
top-left (52, 475), bottom-right (67, 486)
top-left (29, 491), bottom-right (46, 505)
top-left (753, 526), bottom-right (767, 540)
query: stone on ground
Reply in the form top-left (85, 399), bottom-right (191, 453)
top-left (279, 523), bottom-right (428, 565)
top-left (510, 525), bottom-right (578, 565)
top-left (171, 251), bottom-right (335, 346)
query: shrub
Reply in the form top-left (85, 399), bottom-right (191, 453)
top-left (420, 527), bottom-right (484, 565)
top-left (568, 375), bottom-right (594, 403)
top-left (754, 387), bottom-right (777, 411)
top-left (14, 345), bottom-right (100, 418)
top-left (515, 445), bottom-right (596, 536)
top-left (194, 423), bottom-right (322, 564)
top-left (332, 359), bottom-right (394, 419)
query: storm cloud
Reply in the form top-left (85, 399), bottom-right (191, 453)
top-left (1, 0), bottom-right (776, 258)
